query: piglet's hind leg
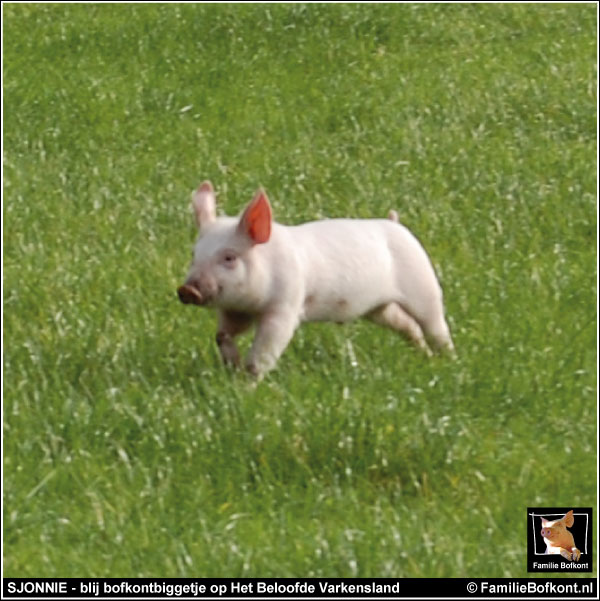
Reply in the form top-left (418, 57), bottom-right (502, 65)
top-left (368, 302), bottom-right (432, 356)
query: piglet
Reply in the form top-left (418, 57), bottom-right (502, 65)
top-left (178, 181), bottom-right (454, 377)
top-left (540, 511), bottom-right (581, 562)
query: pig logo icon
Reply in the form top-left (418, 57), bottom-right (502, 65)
top-left (178, 181), bottom-right (454, 377)
top-left (527, 507), bottom-right (592, 572)
top-left (540, 510), bottom-right (581, 562)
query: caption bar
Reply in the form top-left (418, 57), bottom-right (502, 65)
top-left (3, 578), bottom-right (598, 599)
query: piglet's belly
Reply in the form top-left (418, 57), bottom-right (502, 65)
top-left (301, 292), bottom-right (386, 323)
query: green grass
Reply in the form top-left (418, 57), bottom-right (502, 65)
top-left (3, 3), bottom-right (597, 578)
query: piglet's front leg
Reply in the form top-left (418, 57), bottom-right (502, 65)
top-left (216, 310), bottom-right (254, 368)
top-left (246, 310), bottom-right (299, 377)
top-left (558, 547), bottom-right (581, 562)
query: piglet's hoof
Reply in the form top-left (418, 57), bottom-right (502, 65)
top-left (246, 362), bottom-right (259, 377)
top-left (245, 362), bottom-right (265, 383)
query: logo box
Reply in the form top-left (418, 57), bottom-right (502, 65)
top-left (527, 507), bottom-right (593, 573)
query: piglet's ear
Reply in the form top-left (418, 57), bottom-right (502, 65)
top-left (563, 510), bottom-right (574, 527)
top-left (192, 180), bottom-right (216, 229)
top-left (238, 188), bottom-right (272, 244)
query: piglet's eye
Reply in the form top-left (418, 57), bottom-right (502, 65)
top-left (222, 251), bottom-right (237, 266)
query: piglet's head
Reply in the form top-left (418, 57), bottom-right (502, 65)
top-left (540, 510), bottom-right (574, 542)
top-left (178, 182), bottom-right (272, 310)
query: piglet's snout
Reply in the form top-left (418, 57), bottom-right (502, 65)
top-left (177, 284), bottom-right (203, 305)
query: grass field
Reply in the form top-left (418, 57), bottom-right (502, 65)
top-left (3, 3), bottom-right (597, 578)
